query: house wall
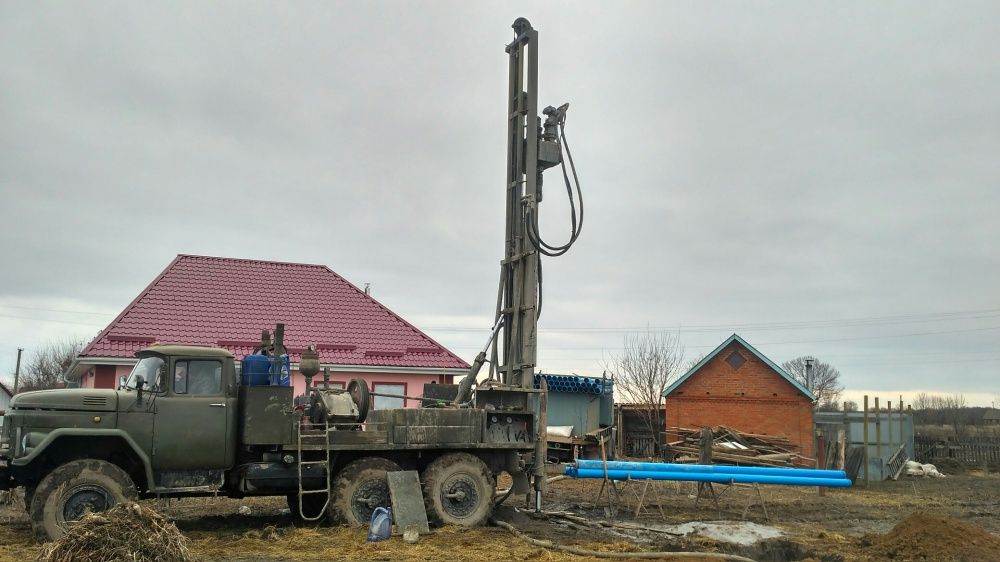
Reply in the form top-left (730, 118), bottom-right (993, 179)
top-left (665, 341), bottom-right (815, 458)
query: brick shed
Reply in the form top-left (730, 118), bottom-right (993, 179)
top-left (662, 334), bottom-right (816, 458)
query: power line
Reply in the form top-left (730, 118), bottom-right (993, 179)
top-left (0, 313), bottom-right (106, 327)
top-left (0, 305), bottom-right (114, 316)
top-left (424, 307), bottom-right (1000, 333)
top-left (446, 325), bottom-right (1000, 348)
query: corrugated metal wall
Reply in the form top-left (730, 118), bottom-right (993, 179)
top-left (816, 410), bottom-right (914, 481)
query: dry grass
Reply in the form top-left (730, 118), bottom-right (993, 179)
top-left (0, 473), bottom-right (996, 561)
top-left (38, 502), bottom-right (193, 562)
top-left (185, 523), bottom-right (656, 561)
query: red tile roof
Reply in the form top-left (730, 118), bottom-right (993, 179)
top-left (81, 255), bottom-right (469, 371)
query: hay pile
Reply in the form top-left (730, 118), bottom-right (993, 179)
top-left (38, 502), bottom-right (193, 562)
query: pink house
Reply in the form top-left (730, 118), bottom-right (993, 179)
top-left (66, 255), bottom-right (469, 408)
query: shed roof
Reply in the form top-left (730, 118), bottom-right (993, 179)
top-left (661, 333), bottom-right (816, 400)
top-left (0, 381), bottom-right (12, 398)
top-left (75, 255), bottom-right (469, 378)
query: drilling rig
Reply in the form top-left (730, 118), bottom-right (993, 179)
top-left (0, 17), bottom-right (582, 541)
top-left (453, 15), bottom-right (583, 508)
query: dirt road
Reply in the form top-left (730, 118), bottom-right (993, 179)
top-left (1, 472), bottom-right (997, 561)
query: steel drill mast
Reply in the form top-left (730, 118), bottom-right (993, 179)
top-left (454, 17), bottom-right (575, 404)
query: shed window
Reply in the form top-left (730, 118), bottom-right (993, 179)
top-left (725, 351), bottom-right (746, 370)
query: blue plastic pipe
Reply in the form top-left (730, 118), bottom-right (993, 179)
top-left (565, 467), bottom-right (852, 488)
top-left (574, 459), bottom-right (846, 480)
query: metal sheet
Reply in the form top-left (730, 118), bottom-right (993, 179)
top-left (387, 470), bottom-right (429, 534)
top-left (239, 386), bottom-right (294, 445)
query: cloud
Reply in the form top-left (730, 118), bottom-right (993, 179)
top-left (1, 3), bottom-right (997, 398)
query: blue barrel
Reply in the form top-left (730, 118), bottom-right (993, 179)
top-left (241, 355), bottom-right (271, 386)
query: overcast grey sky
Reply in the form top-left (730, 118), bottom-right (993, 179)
top-left (1, 2), bottom-right (997, 405)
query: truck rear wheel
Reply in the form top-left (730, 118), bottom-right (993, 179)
top-left (330, 457), bottom-right (400, 526)
top-left (422, 452), bottom-right (494, 527)
top-left (29, 459), bottom-right (138, 541)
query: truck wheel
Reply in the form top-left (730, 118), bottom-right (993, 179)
top-left (422, 452), bottom-right (494, 527)
top-left (29, 459), bottom-right (138, 541)
top-left (330, 457), bottom-right (400, 526)
top-left (286, 493), bottom-right (328, 521)
top-left (24, 486), bottom-right (36, 512)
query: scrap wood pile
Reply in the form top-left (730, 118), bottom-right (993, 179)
top-left (666, 426), bottom-right (815, 468)
top-left (38, 502), bottom-right (193, 562)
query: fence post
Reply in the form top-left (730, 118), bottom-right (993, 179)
top-left (875, 397), bottom-right (882, 479)
top-left (899, 395), bottom-right (905, 457)
top-left (888, 400), bottom-right (893, 452)
top-left (863, 395), bottom-right (870, 487)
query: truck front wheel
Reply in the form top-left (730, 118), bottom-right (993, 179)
top-left (29, 459), bottom-right (138, 541)
top-left (422, 452), bottom-right (494, 527)
top-left (23, 486), bottom-right (35, 512)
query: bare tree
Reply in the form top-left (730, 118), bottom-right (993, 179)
top-left (843, 400), bottom-right (859, 412)
top-left (606, 330), bottom-right (684, 457)
top-left (781, 357), bottom-right (844, 408)
top-left (19, 338), bottom-right (85, 392)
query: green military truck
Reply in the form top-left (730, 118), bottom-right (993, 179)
top-left (0, 343), bottom-right (537, 540)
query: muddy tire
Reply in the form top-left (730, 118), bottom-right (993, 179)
top-left (29, 459), bottom-right (138, 542)
top-left (330, 457), bottom-right (400, 526)
top-left (23, 486), bottom-right (35, 512)
top-left (286, 493), bottom-right (328, 521)
top-left (422, 452), bottom-right (494, 527)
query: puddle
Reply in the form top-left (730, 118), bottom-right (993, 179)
top-left (655, 520), bottom-right (784, 546)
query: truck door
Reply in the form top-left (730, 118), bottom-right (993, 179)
top-left (152, 358), bottom-right (230, 470)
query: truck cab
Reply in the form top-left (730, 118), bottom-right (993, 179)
top-left (0, 345), bottom-right (240, 539)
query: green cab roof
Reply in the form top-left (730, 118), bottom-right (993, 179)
top-left (136, 344), bottom-right (234, 359)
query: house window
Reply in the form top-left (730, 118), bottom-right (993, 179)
top-left (373, 383), bottom-right (405, 410)
top-left (725, 351), bottom-right (746, 370)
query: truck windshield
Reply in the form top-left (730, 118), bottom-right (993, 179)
top-left (124, 356), bottom-right (165, 392)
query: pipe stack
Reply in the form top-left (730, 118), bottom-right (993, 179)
top-left (565, 459), bottom-right (852, 488)
top-left (534, 374), bottom-right (612, 395)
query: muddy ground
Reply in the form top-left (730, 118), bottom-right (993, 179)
top-left (2, 469), bottom-right (998, 561)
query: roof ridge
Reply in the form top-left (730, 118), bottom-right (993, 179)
top-left (0, 380), bottom-right (12, 396)
top-left (177, 254), bottom-right (329, 269)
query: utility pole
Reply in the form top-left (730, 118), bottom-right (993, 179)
top-left (13, 347), bottom-right (23, 394)
top-left (804, 357), bottom-right (815, 403)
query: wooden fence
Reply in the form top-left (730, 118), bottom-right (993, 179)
top-left (914, 436), bottom-right (1000, 465)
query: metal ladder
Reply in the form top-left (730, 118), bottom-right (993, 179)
top-left (296, 419), bottom-right (332, 521)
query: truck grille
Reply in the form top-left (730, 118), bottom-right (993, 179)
top-left (82, 396), bottom-right (108, 407)
top-left (0, 419), bottom-right (10, 451)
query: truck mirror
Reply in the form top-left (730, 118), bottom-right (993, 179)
top-left (118, 376), bottom-right (126, 390)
